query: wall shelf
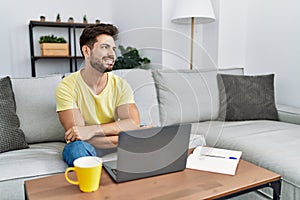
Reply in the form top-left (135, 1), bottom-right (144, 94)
top-left (33, 56), bottom-right (84, 60)
top-left (28, 20), bottom-right (93, 77)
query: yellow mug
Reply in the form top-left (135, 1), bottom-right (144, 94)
top-left (65, 156), bottom-right (102, 192)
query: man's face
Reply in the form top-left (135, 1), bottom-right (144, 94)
top-left (89, 34), bottom-right (116, 73)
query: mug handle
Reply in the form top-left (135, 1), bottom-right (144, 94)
top-left (65, 167), bottom-right (79, 185)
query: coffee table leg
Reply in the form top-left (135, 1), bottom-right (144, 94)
top-left (214, 179), bottom-right (282, 200)
top-left (24, 184), bottom-right (29, 200)
top-left (270, 179), bottom-right (281, 200)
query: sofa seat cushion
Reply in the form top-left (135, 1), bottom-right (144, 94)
top-left (0, 142), bottom-right (67, 182)
top-left (194, 120), bottom-right (300, 188)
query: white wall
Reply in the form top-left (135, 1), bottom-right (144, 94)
top-left (203, 0), bottom-right (300, 107)
top-left (164, 0), bottom-right (300, 107)
top-left (162, 0), bottom-right (192, 69)
top-left (244, 0), bottom-right (300, 107)
top-left (0, 0), bottom-right (113, 77)
top-left (217, 0), bottom-right (247, 68)
top-left (1, 0), bottom-right (300, 107)
top-left (111, 0), bottom-right (162, 69)
top-left (0, 0), bottom-right (162, 77)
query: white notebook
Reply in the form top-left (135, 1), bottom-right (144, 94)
top-left (186, 146), bottom-right (242, 175)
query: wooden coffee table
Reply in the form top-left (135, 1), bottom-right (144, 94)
top-left (24, 160), bottom-right (281, 200)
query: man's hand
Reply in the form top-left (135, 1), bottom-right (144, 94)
top-left (65, 126), bottom-right (98, 142)
top-left (59, 104), bottom-right (140, 147)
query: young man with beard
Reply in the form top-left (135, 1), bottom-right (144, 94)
top-left (55, 23), bottom-right (140, 166)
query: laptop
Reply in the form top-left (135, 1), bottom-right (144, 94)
top-left (102, 123), bottom-right (191, 183)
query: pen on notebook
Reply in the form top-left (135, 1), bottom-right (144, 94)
top-left (200, 154), bottom-right (237, 160)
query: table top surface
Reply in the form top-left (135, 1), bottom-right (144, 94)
top-left (25, 160), bottom-right (281, 200)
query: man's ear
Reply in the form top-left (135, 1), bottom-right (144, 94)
top-left (82, 45), bottom-right (90, 57)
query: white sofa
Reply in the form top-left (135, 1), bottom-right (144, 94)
top-left (1, 68), bottom-right (300, 200)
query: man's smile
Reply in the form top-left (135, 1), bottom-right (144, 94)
top-left (102, 57), bottom-right (115, 66)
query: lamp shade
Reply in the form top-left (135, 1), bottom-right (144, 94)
top-left (171, 0), bottom-right (216, 24)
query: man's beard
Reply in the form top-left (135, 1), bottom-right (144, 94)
top-left (90, 55), bottom-right (114, 73)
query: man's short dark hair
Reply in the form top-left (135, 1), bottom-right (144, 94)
top-left (79, 23), bottom-right (119, 56)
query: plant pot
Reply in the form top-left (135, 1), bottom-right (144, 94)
top-left (40, 43), bottom-right (69, 56)
top-left (40, 16), bottom-right (46, 22)
top-left (68, 18), bottom-right (74, 23)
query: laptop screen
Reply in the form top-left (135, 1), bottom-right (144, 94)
top-left (103, 124), bottom-right (191, 182)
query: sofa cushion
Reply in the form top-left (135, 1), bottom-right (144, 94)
top-left (0, 142), bottom-right (67, 182)
top-left (11, 75), bottom-right (65, 144)
top-left (217, 74), bottom-right (278, 121)
top-left (196, 120), bottom-right (300, 200)
top-left (112, 69), bottom-right (160, 126)
top-left (152, 68), bottom-right (244, 126)
top-left (0, 76), bottom-right (29, 153)
top-left (277, 104), bottom-right (300, 125)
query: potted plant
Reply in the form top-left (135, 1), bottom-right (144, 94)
top-left (95, 19), bottom-right (101, 24)
top-left (68, 17), bottom-right (74, 23)
top-left (40, 15), bottom-right (46, 22)
top-left (83, 14), bottom-right (88, 23)
top-left (39, 35), bottom-right (69, 56)
top-left (113, 45), bottom-right (151, 70)
top-left (56, 13), bottom-right (61, 23)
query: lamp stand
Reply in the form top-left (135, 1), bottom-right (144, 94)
top-left (190, 17), bottom-right (195, 70)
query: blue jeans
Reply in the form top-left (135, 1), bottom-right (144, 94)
top-left (62, 141), bottom-right (96, 167)
top-left (62, 141), bottom-right (117, 166)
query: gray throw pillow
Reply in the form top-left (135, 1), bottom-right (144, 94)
top-left (0, 76), bottom-right (29, 153)
top-left (152, 70), bottom-right (220, 125)
top-left (217, 74), bottom-right (278, 121)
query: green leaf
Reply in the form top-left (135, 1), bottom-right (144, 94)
top-left (113, 45), bottom-right (151, 70)
top-left (39, 34), bottom-right (67, 43)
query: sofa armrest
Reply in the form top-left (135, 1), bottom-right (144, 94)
top-left (277, 104), bottom-right (300, 125)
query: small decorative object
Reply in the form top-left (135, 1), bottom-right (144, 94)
top-left (113, 45), bottom-right (151, 70)
top-left (95, 19), bottom-right (101, 24)
top-left (56, 13), bottom-right (61, 23)
top-left (40, 16), bottom-right (46, 22)
top-left (39, 35), bottom-right (69, 56)
top-left (68, 17), bottom-right (74, 23)
top-left (83, 14), bottom-right (88, 23)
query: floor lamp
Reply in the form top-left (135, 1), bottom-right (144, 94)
top-left (171, 0), bottom-right (216, 70)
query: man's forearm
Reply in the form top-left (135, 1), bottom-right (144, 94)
top-left (60, 104), bottom-right (140, 144)
top-left (66, 118), bottom-right (139, 142)
top-left (87, 135), bottom-right (118, 149)
top-left (86, 119), bottom-right (138, 149)
top-left (97, 118), bottom-right (140, 136)
top-left (71, 118), bottom-right (138, 148)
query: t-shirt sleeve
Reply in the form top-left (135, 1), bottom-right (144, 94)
top-left (116, 78), bottom-right (135, 107)
top-left (55, 81), bottom-right (78, 112)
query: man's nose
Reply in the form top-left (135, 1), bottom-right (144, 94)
top-left (107, 48), bottom-right (115, 56)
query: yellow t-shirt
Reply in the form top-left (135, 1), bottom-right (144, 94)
top-left (55, 70), bottom-right (135, 125)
